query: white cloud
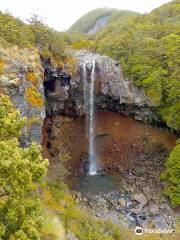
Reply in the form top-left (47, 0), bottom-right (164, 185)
top-left (0, 0), bottom-right (172, 31)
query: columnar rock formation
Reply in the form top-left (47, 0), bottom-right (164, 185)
top-left (0, 46), bottom-right (162, 147)
top-left (44, 50), bottom-right (161, 124)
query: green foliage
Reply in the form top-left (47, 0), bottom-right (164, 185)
top-left (68, 8), bottom-right (116, 33)
top-left (40, 213), bottom-right (65, 240)
top-left (64, 32), bottom-right (96, 50)
top-left (0, 11), bottom-right (34, 47)
top-left (161, 142), bottom-right (180, 207)
top-left (48, 147), bottom-right (71, 182)
top-left (45, 182), bottom-right (122, 240)
top-left (0, 12), bottom-right (67, 59)
top-left (0, 94), bottom-right (48, 239)
top-left (0, 95), bottom-right (26, 141)
top-left (96, 0), bottom-right (180, 130)
top-left (28, 14), bottom-right (67, 58)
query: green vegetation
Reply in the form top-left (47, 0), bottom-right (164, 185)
top-left (0, 12), bottom-right (34, 47)
top-left (0, 12), bottom-right (67, 60)
top-left (68, 8), bottom-right (116, 33)
top-left (0, 95), bottom-right (124, 239)
top-left (0, 1), bottom-right (180, 238)
top-left (96, 0), bottom-right (180, 130)
top-left (40, 213), bottom-right (65, 240)
top-left (0, 95), bottom-right (48, 239)
top-left (44, 181), bottom-right (122, 240)
top-left (161, 141), bottom-right (180, 207)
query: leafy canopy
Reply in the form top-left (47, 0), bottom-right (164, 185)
top-left (96, 0), bottom-right (180, 130)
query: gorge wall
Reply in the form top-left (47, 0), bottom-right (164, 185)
top-left (44, 50), bottom-right (162, 125)
top-left (0, 45), bottom-right (45, 146)
top-left (0, 46), bottom-right (164, 148)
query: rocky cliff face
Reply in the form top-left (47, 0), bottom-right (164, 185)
top-left (44, 50), bottom-right (161, 124)
top-left (0, 45), bottom-right (45, 146)
top-left (0, 46), bottom-right (163, 146)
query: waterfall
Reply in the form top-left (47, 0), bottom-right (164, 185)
top-left (83, 60), bottom-right (97, 175)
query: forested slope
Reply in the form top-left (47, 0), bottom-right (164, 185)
top-left (95, 0), bottom-right (180, 130)
top-left (0, 12), bottom-right (68, 60)
top-left (68, 8), bottom-right (137, 34)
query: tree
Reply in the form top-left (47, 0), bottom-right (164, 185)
top-left (161, 142), bottom-right (180, 207)
top-left (0, 94), bottom-right (48, 239)
top-left (96, 0), bottom-right (180, 130)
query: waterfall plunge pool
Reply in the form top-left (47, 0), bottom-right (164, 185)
top-left (43, 111), bottom-right (176, 197)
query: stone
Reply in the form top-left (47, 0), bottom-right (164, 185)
top-left (119, 198), bottom-right (126, 207)
top-left (0, 46), bottom-right (45, 146)
top-left (133, 193), bottom-right (148, 206)
top-left (0, 76), bottom-right (9, 85)
top-left (149, 204), bottom-right (159, 215)
top-left (143, 186), bottom-right (152, 200)
top-left (74, 50), bottom-right (151, 106)
top-left (131, 206), bottom-right (142, 215)
top-left (44, 49), bottom-right (161, 125)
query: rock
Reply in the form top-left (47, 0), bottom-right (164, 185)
top-left (0, 45), bottom-right (45, 146)
top-left (143, 186), bottom-right (152, 200)
top-left (133, 193), bottom-right (148, 206)
top-left (129, 184), bottom-right (136, 193)
top-left (44, 50), bottom-right (161, 124)
top-left (82, 197), bottom-right (88, 202)
top-left (149, 204), bottom-right (159, 215)
top-left (131, 206), bottom-right (142, 215)
top-left (74, 50), bottom-right (151, 106)
top-left (119, 198), bottom-right (126, 207)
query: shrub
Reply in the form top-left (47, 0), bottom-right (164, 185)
top-left (0, 58), bottom-right (4, 76)
top-left (41, 213), bottom-right (66, 240)
top-left (161, 142), bottom-right (180, 207)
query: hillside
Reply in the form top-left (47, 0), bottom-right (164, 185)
top-left (0, 12), bottom-right (68, 61)
top-left (68, 8), bottom-right (137, 34)
top-left (96, 0), bottom-right (180, 130)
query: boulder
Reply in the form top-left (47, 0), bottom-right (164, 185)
top-left (119, 198), bottom-right (126, 207)
top-left (133, 193), bottom-right (148, 206)
top-left (149, 204), bottom-right (159, 215)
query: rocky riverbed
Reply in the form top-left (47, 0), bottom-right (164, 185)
top-left (71, 145), bottom-right (176, 231)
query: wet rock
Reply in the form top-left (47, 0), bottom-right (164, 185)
top-left (44, 50), bottom-right (162, 125)
top-left (74, 50), bottom-right (151, 106)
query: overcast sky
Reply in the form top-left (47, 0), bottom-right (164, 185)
top-left (0, 0), bottom-right (172, 31)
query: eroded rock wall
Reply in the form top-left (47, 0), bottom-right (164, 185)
top-left (44, 50), bottom-right (162, 125)
top-left (0, 45), bottom-right (45, 146)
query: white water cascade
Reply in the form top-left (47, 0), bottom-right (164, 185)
top-left (83, 60), bottom-right (97, 175)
